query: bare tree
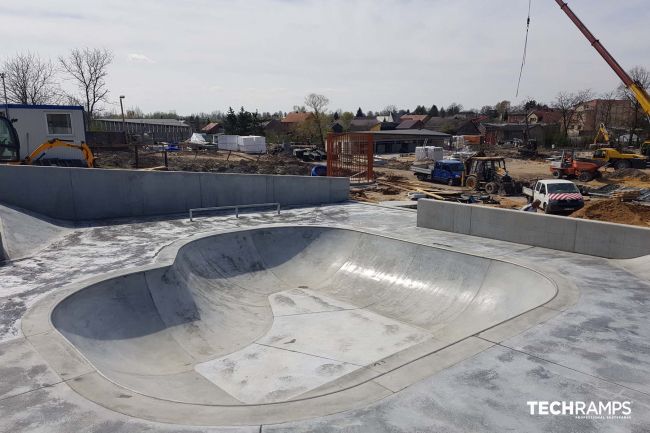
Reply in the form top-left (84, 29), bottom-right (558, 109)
top-left (617, 66), bottom-right (650, 146)
top-left (595, 90), bottom-right (617, 130)
top-left (2, 52), bottom-right (60, 104)
top-left (552, 89), bottom-right (592, 141)
top-left (304, 93), bottom-right (330, 147)
top-left (59, 48), bottom-right (113, 127)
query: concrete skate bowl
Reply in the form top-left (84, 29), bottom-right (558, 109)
top-left (48, 226), bottom-right (558, 424)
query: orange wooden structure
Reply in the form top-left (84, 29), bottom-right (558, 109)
top-left (326, 133), bottom-right (374, 183)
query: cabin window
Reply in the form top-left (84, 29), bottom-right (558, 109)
top-left (46, 113), bottom-right (73, 135)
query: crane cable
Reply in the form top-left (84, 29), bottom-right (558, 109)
top-left (516, 0), bottom-right (533, 97)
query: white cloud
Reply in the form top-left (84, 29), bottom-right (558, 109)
top-left (127, 53), bottom-right (154, 63)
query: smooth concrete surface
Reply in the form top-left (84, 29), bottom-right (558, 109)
top-left (417, 199), bottom-right (650, 259)
top-left (0, 204), bottom-right (70, 262)
top-left (27, 226), bottom-right (557, 424)
top-left (0, 165), bottom-right (349, 221)
top-left (1, 203), bottom-right (649, 432)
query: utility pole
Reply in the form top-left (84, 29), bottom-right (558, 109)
top-left (1, 72), bottom-right (8, 119)
top-left (120, 95), bottom-right (137, 168)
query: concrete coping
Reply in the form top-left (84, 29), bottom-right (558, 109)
top-left (22, 223), bottom-right (579, 426)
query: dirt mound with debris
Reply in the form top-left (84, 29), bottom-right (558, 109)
top-left (572, 199), bottom-right (650, 227)
top-left (605, 168), bottom-right (650, 182)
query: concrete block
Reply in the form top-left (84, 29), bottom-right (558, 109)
top-left (0, 165), bottom-right (76, 219)
top-left (69, 168), bottom-right (145, 220)
top-left (329, 177), bottom-right (350, 203)
top-left (141, 171), bottom-right (201, 216)
top-left (273, 175), bottom-right (329, 206)
top-left (417, 198), bottom-right (650, 259)
top-left (199, 173), bottom-right (271, 207)
top-left (416, 199), bottom-right (471, 234)
top-left (468, 206), bottom-right (578, 252)
top-left (0, 165), bottom-right (351, 222)
top-left (574, 218), bottom-right (650, 259)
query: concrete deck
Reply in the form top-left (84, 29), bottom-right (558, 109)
top-left (1, 202), bottom-right (649, 432)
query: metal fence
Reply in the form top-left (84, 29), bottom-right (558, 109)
top-left (326, 133), bottom-right (374, 183)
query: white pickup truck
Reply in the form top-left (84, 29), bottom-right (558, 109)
top-left (522, 179), bottom-right (584, 215)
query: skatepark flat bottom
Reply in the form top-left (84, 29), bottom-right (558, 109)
top-left (26, 226), bottom-right (558, 425)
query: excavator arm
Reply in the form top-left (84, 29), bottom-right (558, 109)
top-left (22, 139), bottom-right (95, 168)
top-left (556, 0), bottom-right (650, 120)
top-left (594, 123), bottom-right (610, 144)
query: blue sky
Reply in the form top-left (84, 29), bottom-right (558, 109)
top-left (1, 0), bottom-right (648, 115)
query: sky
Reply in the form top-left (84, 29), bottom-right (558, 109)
top-left (1, 0), bottom-right (649, 115)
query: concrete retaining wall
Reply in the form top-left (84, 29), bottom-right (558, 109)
top-left (417, 199), bottom-right (650, 259)
top-left (0, 165), bottom-right (349, 221)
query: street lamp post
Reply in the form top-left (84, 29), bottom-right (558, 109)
top-left (1, 72), bottom-right (9, 119)
top-left (119, 95), bottom-right (137, 168)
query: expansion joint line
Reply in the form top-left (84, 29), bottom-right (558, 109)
top-left (476, 336), bottom-right (650, 398)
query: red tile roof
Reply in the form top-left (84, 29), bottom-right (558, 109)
top-left (281, 112), bottom-right (313, 123)
top-left (399, 114), bottom-right (429, 122)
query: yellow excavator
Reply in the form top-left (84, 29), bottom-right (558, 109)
top-left (593, 123), bottom-right (610, 146)
top-left (0, 116), bottom-right (95, 167)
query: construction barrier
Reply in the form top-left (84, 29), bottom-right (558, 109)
top-left (417, 199), bottom-right (650, 259)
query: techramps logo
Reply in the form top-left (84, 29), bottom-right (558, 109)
top-left (527, 401), bottom-right (632, 420)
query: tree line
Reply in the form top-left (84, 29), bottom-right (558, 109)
top-left (1, 49), bottom-right (113, 128)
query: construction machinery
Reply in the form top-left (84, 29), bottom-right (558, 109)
top-left (550, 150), bottom-right (601, 182)
top-left (0, 115), bottom-right (95, 167)
top-left (593, 123), bottom-right (610, 146)
top-left (591, 147), bottom-right (647, 169)
top-left (463, 153), bottom-right (517, 195)
top-left (556, 1), bottom-right (650, 123)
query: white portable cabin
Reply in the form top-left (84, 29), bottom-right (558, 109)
top-left (217, 135), bottom-right (239, 151)
top-left (415, 146), bottom-right (443, 161)
top-left (0, 104), bottom-right (86, 161)
top-left (237, 136), bottom-right (266, 154)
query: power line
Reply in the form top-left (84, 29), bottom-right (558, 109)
top-left (516, 0), bottom-right (533, 98)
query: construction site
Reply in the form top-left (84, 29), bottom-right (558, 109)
top-left (1, 1), bottom-right (650, 433)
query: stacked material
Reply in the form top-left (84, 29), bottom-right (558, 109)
top-left (218, 135), bottom-right (239, 151)
top-left (188, 133), bottom-right (208, 145)
top-left (415, 146), bottom-right (443, 161)
top-left (612, 189), bottom-right (641, 202)
top-left (238, 136), bottom-right (267, 154)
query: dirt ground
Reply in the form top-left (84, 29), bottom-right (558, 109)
top-left (573, 199), bottom-right (650, 227)
top-left (94, 149), bottom-right (311, 176)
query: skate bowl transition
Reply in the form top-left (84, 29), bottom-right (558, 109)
top-left (27, 226), bottom-right (560, 425)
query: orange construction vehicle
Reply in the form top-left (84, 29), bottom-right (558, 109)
top-left (550, 150), bottom-right (601, 182)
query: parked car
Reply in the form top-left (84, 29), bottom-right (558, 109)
top-left (523, 179), bottom-right (584, 214)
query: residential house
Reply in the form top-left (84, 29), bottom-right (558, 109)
top-left (201, 122), bottom-right (223, 134)
top-left (350, 117), bottom-right (380, 131)
top-left (527, 110), bottom-right (562, 125)
top-left (568, 99), bottom-right (634, 137)
top-left (507, 111), bottom-right (527, 123)
top-left (376, 113), bottom-right (400, 123)
top-left (399, 114), bottom-right (430, 123)
top-left (262, 119), bottom-right (284, 136)
top-left (396, 119), bottom-right (424, 130)
top-left (483, 123), bottom-right (559, 146)
top-left (281, 112), bottom-right (314, 127)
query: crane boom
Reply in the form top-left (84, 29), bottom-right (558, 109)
top-left (555, 0), bottom-right (650, 117)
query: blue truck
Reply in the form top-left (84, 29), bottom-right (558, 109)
top-left (411, 159), bottom-right (465, 185)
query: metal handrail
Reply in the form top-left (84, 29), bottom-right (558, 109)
top-left (189, 202), bottom-right (280, 221)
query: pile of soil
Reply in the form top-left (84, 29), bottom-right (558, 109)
top-left (572, 199), bottom-right (650, 227)
top-left (94, 150), bottom-right (310, 176)
top-left (605, 168), bottom-right (650, 182)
